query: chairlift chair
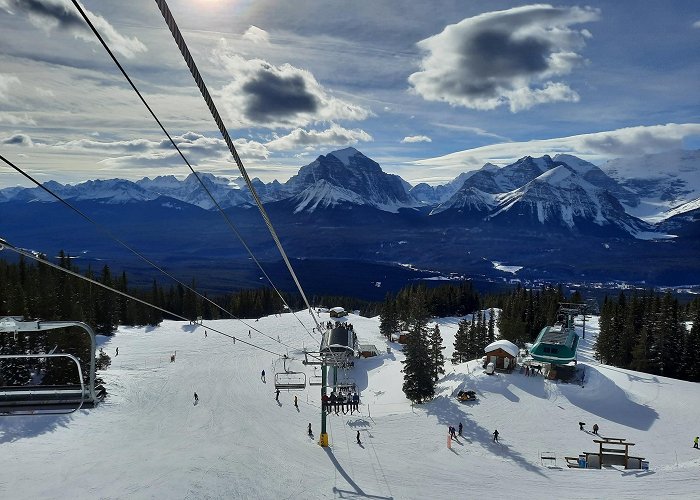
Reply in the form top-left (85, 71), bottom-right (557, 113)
top-left (0, 353), bottom-right (86, 416)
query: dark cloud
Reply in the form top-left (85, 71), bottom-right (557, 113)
top-left (4, 0), bottom-right (87, 32)
top-left (1, 133), bottom-right (34, 146)
top-left (242, 71), bottom-right (319, 123)
top-left (409, 5), bottom-right (599, 112)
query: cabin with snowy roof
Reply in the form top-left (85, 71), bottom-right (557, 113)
top-left (484, 340), bottom-right (518, 372)
top-left (329, 307), bottom-right (347, 318)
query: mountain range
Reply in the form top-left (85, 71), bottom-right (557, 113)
top-left (1, 147), bottom-right (698, 291)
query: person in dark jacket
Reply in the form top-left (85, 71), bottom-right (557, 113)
top-left (493, 429), bottom-right (499, 442)
top-left (592, 423), bottom-right (599, 435)
top-left (356, 430), bottom-right (361, 445)
top-left (308, 423), bottom-right (313, 436)
top-left (458, 422), bottom-right (463, 436)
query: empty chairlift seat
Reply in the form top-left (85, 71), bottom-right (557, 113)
top-left (274, 371), bottom-right (307, 390)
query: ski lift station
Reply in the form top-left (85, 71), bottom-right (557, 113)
top-left (530, 304), bottom-right (583, 365)
top-left (320, 325), bottom-right (357, 359)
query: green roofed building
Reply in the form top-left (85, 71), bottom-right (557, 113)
top-left (530, 305), bottom-right (582, 365)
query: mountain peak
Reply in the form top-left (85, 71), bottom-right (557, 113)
top-left (328, 147), bottom-right (362, 165)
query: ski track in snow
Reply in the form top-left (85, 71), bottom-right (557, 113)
top-left (1, 312), bottom-right (700, 499)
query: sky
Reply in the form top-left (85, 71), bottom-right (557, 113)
top-left (0, 0), bottom-right (699, 187)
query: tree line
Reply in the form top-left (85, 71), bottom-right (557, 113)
top-left (0, 253), bottom-right (377, 388)
top-left (595, 291), bottom-right (700, 381)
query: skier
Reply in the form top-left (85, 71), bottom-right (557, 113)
top-left (353, 392), bottom-right (360, 412)
top-left (356, 430), bottom-right (361, 445)
top-left (694, 436), bottom-right (699, 449)
top-left (249, 330), bottom-right (251, 338)
top-left (458, 422), bottom-right (463, 436)
top-left (194, 392), bottom-right (199, 404)
top-left (204, 330), bottom-right (207, 338)
top-left (579, 421), bottom-right (586, 431)
top-left (592, 423), bottom-right (599, 435)
top-left (493, 429), bottom-right (499, 442)
top-left (115, 347), bottom-right (119, 356)
top-left (261, 370), bottom-right (266, 383)
top-left (275, 389), bottom-right (280, 402)
top-left (308, 423), bottom-right (313, 437)
top-left (294, 395), bottom-right (298, 409)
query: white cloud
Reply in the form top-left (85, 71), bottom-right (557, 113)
top-left (408, 5), bottom-right (599, 112)
top-left (242, 25), bottom-right (270, 45)
top-left (693, 20), bottom-right (700, 28)
top-left (401, 135), bottom-right (432, 143)
top-left (0, 74), bottom-right (20, 101)
top-left (0, 112), bottom-right (36, 125)
top-left (0, 0), bottom-right (146, 58)
top-left (412, 123), bottom-right (700, 174)
top-left (266, 124), bottom-right (372, 151)
top-left (213, 43), bottom-right (371, 128)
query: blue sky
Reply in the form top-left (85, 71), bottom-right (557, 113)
top-left (0, 0), bottom-right (698, 186)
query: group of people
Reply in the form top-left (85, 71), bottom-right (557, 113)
top-left (325, 321), bottom-right (354, 332)
top-left (322, 390), bottom-right (360, 414)
top-left (523, 364), bottom-right (542, 376)
top-left (448, 423), bottom-right (463, 439)
top-left (578, 421), bottom-right (599, 434)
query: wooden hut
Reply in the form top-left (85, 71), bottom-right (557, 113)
top-left (484, 340), bottom-right (518, 372)
top-left (329, 307), bottom-right (348, 318)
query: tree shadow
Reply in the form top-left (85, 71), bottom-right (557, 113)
top-left (559, 366), bottom-right (659, 430)
top-left (0, 412), bottom-right (75, 443)
top-left (423, 396), bottom-right (546, 477)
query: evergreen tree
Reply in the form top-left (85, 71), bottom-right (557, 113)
top-left (682, 307), bottom-right (700, 381)
top-left (452, 319), bottom-right (470, 364)
top-left (428, 324), bottom-right (445, 381)
top-left (379, 294), bottom-right (399, 340)
top-left (401, 293), bottom-right (434, 403)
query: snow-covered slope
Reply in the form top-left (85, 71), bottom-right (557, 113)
top-left (3, 311), bottom-right (700, 499)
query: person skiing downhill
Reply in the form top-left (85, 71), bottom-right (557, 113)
top-left (493, 429), bottom-right (499, 442)
top-left (275, 389), bottom-right (280, 402)
top-left (261, 370), bottom-right (266, 383)
top-left (694, 436), bottom-right (699, 449)
top-left (193, 392), bottom-right (199, 404)
top-left (592, 423), bottom-right (599, 435)
top-left (356, 431), bottom-right (361, 445)
top-left (308, 423), bottom-right (313, 437)
top-left (294, 395), bottom-right (298, 408)
top-left (458, 422), bottom-right (463, 436)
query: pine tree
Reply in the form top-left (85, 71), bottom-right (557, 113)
top-left (379, 294), bottom-right (399, 340)
top-left (452, 319), bottom-right (470, 364)
top-left (428, 324), bottom-right (445, 381)
top-left (682, 307), bottom-right (700, 381)
top-left (401, 293), bottom-right (434, 403)
top-left (487, 308), bottom-right (496, 344)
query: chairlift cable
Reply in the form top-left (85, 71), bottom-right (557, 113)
top-left (0, 237), bottom-right (286, 358)
top-left (151, 0), bottom-right (323, 337)
top-left (0, 153), bottom-right (306, 354)
top-left (68, 0), bottom-right (319, 345)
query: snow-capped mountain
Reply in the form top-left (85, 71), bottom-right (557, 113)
top-left (410, 169), bottom-right (491, 205)
top-left (284, 147), bottom-right (420, 213)
top-left (429, 186), bottom-right (496, 217)
top-left (488, 165), bottom-right (649, 236)
top-left (602, 150), bottom-right (700, 219)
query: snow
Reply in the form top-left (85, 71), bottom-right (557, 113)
top-left (328, 147), bottom-right (360, 166)
top-left (3, 312), bottom-right (700, 499)
top-left (492, 261), bottom-right (523, 274)
top-left (484, 340), bottom-right (519, 358)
